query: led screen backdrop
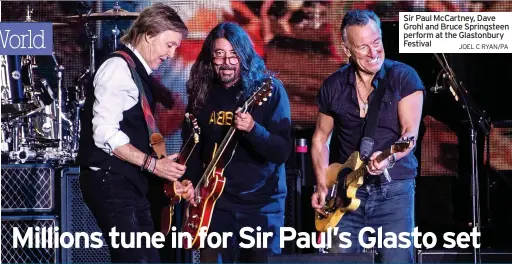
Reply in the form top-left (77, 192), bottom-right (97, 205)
top-left (2, 1), bottom-right (511, 176)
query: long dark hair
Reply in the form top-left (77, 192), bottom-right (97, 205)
top-left (187, 22), bottom-right (271, 115)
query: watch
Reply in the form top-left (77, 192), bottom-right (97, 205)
top-left (388, 153), bottom-right (397, 168)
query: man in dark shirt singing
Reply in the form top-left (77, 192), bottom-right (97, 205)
top-left (311, 10), bottom-right (425, 263)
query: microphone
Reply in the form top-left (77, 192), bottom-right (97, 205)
top-left (429, 83), bottom-right (459, 101)
top-left (430, 72), bottom-right (452, 93)
top-left (429, 85), bottom-right (444, 93)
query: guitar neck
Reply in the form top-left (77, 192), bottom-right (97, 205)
top-left (198, 126), bottom-right (237, 185)
top-left (194, 79), bottom-right (272, 188)
top-left (375, 148), bottom-right (392, 163)
top-left (178, 134), bottom-right (197, 165)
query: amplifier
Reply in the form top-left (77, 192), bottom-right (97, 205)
top-left (60, 167), bottom-right (111, 263)
top-left (269, 253), bottom-right (375, 263)
top-left (192, 249), bottom-right (200, 264)
top-left (1, 215), bottom-right (59, 263)
top-left (284, 168), bottom-right (301, 254)
top-left (1, 164), bottom-right (55, 213)
top-left (418, 249), bottom-right (512, 263)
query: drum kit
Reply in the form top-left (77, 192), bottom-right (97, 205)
top-left (1, 3), bottom-right (139, 165)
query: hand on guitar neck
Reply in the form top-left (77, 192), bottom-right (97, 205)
top-left (234, 109), bottom-right (255, 132)
top-left (366, 136), bottom-right (415, 176)
top-left (159, 111), bottom-right (201, 235)
top-left (152, 153), bottom-right (187, 181)
top-left (311, 136), bottom-right (415, 231)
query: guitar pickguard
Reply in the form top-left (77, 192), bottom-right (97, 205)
top-left (314, 139), bottom-right (413, 232)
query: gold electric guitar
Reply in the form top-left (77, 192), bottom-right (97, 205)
top-left (315, 137), bottom-right (413, 232)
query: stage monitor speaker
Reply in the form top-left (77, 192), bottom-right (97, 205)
top-left (284, 168), bottom-right (301, 254)
top-left (1, 215), bottom-right (59, 263)
top-left (269, 253), bottom-right (375, 263)
top-left (60, 167), bottom-right (111, 263)
top-left (1, 164), bottom-right (55, 213)
top-left (418, 249), bottom-right (512, 263)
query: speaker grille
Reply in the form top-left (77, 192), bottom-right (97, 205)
top-left (284, 168), bottom-right (300, 254)
top-left (192, 249), bottom-right (201, 264)
top-left (1, 164), bottom-right (54, 212)
top-left (1, 216), bottom-right (58, 263)
top-left (61, 167), bottom-right (111, 263)
top-left (269, 253), bottom-right (375, 263)
top-left (418, 249), bottom-right (512, 263)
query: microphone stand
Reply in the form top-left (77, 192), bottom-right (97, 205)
top-left (51, 53), bottom-right (64, 153)
top-left (433, 54), bottom-right (490, 264)
top-left (76, 4), bottom-right (96, 76)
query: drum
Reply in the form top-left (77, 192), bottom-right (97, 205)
top-left (1, 55), bottom-right (41, 120)
top-left (0, 121), bottom-right (27, 156)
top-left (0, 55), bottom-right (24, 103)
top-left (29, 104), bottom-right (59, 148)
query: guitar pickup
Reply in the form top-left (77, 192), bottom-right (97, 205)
top-left (329, 183), bottom-right (338, 198)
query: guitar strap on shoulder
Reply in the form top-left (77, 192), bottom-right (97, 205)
top-left (113, 50), bottom-right (167, 158)
top-left (359, 77), bottom-right (387, 161)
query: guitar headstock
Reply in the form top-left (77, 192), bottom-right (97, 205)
top-left (185, 113), bottom-right (201, 143)
top-left (391, 136), bottom-right (415, 153)
top-left (240, 78), bottom-right (273, 112)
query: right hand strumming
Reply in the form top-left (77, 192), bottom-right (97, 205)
top-left (311, 185), bottom-right (328, 217)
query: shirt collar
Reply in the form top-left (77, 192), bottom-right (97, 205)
top-left (126, 43), bottom-right (152, 75)
top-left (347, 59), bottom-right (387, 88)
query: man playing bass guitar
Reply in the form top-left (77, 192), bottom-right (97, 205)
top-left (182, 22), bottom-right (292, 263)
top-left (311, 10), bottom-right (425, 263)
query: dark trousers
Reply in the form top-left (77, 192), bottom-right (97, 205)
top-left (79, 168), bottom-right (160, 263)
top-left (200, 208), bottom-right (284, 263)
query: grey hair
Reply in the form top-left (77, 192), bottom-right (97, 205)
top-left (340, 10), bottom-right (381, 43)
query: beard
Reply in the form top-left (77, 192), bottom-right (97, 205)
top-left (217, 65), bottom-right (238, 84)
top-left (220, 75), bottom-right (236, 84)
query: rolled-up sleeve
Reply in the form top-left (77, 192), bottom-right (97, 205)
top-left (91, 57), bottom-right (138, 154)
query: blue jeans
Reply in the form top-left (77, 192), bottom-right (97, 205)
top-left (328, 178), bottom-right (415, 263)
top-left (200, 209), bottom-right (284, 263)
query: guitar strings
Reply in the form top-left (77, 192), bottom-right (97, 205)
top-left (191, 82), bottom-right (270, 197)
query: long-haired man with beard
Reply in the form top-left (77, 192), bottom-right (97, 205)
top-left (182, 22), bottom-right (291, 262)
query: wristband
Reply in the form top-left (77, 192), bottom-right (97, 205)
top-left (149, 157), bottom-right (157, 173)
top-left (141, 154), bottom-right (150, 171)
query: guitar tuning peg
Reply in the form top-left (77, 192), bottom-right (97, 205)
top-left (263, 98), bottom-right (267, 101)
top-left (268, 93), bottom-right (272, 97)
top-left (258, 102), bottom-right (263, 105)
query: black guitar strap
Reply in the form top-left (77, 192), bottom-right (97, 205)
top-left (359, 77), bottom-right (388, 161)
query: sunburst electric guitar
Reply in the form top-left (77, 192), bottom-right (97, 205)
top-left (182, 79), bottom-right (273, 249)
top-left (314, 137), bottom-right (413, 232)
top-left (160, 113), bottom-right (201, 235)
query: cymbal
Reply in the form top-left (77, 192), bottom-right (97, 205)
top-left (24, 20), bottom-right (72, 27)
top-left (52, 22), bottom-right (71, 27)
top-left (67, 8), bottom-right (139, 21)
